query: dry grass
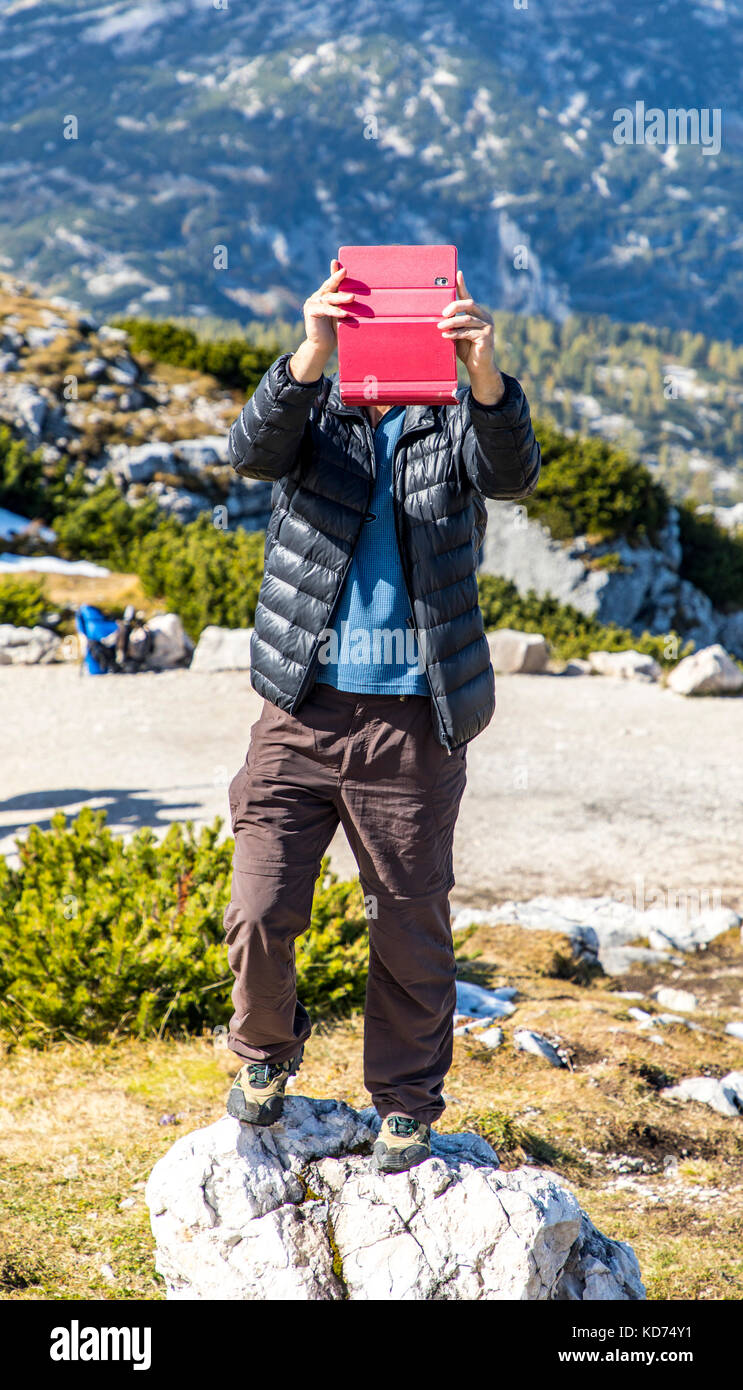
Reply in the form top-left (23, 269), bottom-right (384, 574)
top-left (39, 570), bottom-right (158, 620)
top-left (1, 923), bottom-right (742, 1300)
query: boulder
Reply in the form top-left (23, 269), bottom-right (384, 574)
top-left (0, 383), bottom-right (48, 436)
top-left (0, 623), bottom-right (60, 665)
top-left (174, 436), bottom-right (230, 468)
top-left (454, 980), bottom-right (516, 1023)
top-left (190, 625), bottom-right (253, 673)
top-left (653, 986), bottom-right (698, 1013)
top-left (588, 650), bottom-right (661, 682)
top-left (453, 1023), bottom-right (504, 1048)
top-left (108, 441), bottom-right (176, 484)
top-left (119, 389), bottom-right (146, 412)
top-left (513, 1029), bottom-right (567, 1068)
top-left (488, 629), bottom-right (550, 674)
top-left (661, 1073), bottom-right (743, 1117)
top-left (84, 357), bottom-right (109, 380)
top-left (145, 1099), bottom-right (645, 1301)
top-left (108, 355), bottom-right (139, 386)
top-left (560, 658), bottom-right (593, 676)
top-left (667, 645), bottom-right (743, 697)
top-left (148, 483), bottom-right (213, 522)
top-left (145, 614), bottom-right (194, 671)
top-left (25, 325), bottom-right (60, 350)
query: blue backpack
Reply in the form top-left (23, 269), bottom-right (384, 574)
top-left (75, 604), bottom-right (119, 675)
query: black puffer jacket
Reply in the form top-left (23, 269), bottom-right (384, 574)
top-left (228, 352), bottom-right (540, 750)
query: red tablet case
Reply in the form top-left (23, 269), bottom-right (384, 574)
top-left (336, 244), bottom-right (458, 405)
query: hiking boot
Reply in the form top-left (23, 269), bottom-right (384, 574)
top-left (226, 1047), bottom-right (304, 1126)
top-left (372, 1114), bottom-right (431, 1173)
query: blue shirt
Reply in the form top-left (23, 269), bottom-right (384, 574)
top-left (315, 406), bottom-right (429, 695)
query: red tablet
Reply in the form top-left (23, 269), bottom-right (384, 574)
top-left (336, 244), bottom-right (458, 405)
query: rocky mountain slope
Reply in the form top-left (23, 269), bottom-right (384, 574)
top-left (1, 0), bottom-right (741, 338)
top-left (0, 276), bottom-right (269, 534)
top-left (481, 501), bottom-right (743, 658)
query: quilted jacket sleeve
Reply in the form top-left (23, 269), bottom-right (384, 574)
top-left (458, 372), bottom-right (541, 500)
top-left (228, 352), bottom-right (324, 481)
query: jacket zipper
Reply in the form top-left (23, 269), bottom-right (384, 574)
top-left (290, 421), bottom-right (376, 712)
top-left (390, 427), bottom-right (452, 754)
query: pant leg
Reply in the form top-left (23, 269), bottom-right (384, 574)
top-left (336, 693), bottom-right (468, 1126)
top-left (224, 697), bottom-right (341, 1064)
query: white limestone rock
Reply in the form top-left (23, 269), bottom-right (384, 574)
top-left (667, 645), bottom-right (743, 697)
top-left (588, 649), bottom-right (661, 682)
top-left (146, 1098), bottom-right (645, 1301)
top-left (108, 441), bottom-right (177, 484)
top-left (454, 980), bottom-right (517, 1023)
top-left (514, 1029), bottom-right (567, 1068)
top-left (661, 1072), bottom-right (743, 1117)
top-left (0, 623), bottom-right (60, 665)
top-left (190, 625), bottom-right (253, 673)
top-left (145, 613), bottom-right (194, 670)
top-left (488, 629), bottom-right (550, 674)
top-left (653, 986), bottom-right (698, 1013)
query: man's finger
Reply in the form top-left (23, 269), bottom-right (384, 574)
top-left (456, 269), bottom-right (470, 299)
top-left (440, 297), bottom-right (475, 317)
top-left (439, 327), bottom-right (480, 340)
top-left (437, 315), bottom-right (485, 331)
top-left (309, 302), bottom-right (349, 318)
top-left (319, 264), bottom-right (347, 293)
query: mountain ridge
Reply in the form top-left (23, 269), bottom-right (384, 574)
top-left (1, 0), bottom-right (742, 337)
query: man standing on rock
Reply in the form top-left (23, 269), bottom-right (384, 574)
top-left (223, 257), bottom-right (541, 1173)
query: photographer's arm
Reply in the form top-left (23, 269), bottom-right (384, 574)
top-left (228, 261), bottom-right (354, 480)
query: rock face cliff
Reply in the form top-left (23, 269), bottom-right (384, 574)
top-left (145, 1096), bottom-right (645, 1301)
top-left (481, 502), bottom-right (743, 658)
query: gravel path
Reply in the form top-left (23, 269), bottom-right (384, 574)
top-left (2, 665), bottom-right (742, 912)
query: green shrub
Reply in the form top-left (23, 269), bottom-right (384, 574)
top-left (527, 419), bottom-right (668, 542)
top-left (52, 478), bottom-right (165, 571)
top-left (0, 425), bottom-right (82, 523)
top-left (477, 573), bottom-right (689, 667)
top-left (0, 575), bottom-right (47, 627)
top-left (113, 319), bottom-right (279, 393)
top-left (678, 503), bottom-right (743, 611)
top-left (133, 513), bottom-right (265, 640)
top-left (0, 809), bottom-right (370, 1047)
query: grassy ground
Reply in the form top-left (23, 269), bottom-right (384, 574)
top-left (1, 922), bottom-right (742, 1301)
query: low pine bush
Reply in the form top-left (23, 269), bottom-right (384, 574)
top-left (0, 575), bottom-right (47, 627)
top-left (0, 809), bottom-right (369, 1047)
top-left (527, 419), bottom-right (668, 542)
top-left (132, 513), bottom-right (265, 640)
top-left (113, 318), bottom-right (278, 393)
top-left (52, 478), bottom-right (165, 571)
top-left (678, 503), bottom-right (743, 611)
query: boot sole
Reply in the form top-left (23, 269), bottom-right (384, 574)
top-left (371, 1142), bottom-right (430, 1174)
top-left (227, 1088), bottom-right (285, 1127)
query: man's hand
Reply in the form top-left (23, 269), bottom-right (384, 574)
top-left (437, 270), bottom-right (505, 406)
top-left (289, 259), bottom-right (356, 384)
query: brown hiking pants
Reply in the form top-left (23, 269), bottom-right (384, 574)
top-left (223, 681), bottom-right (468, 1125)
